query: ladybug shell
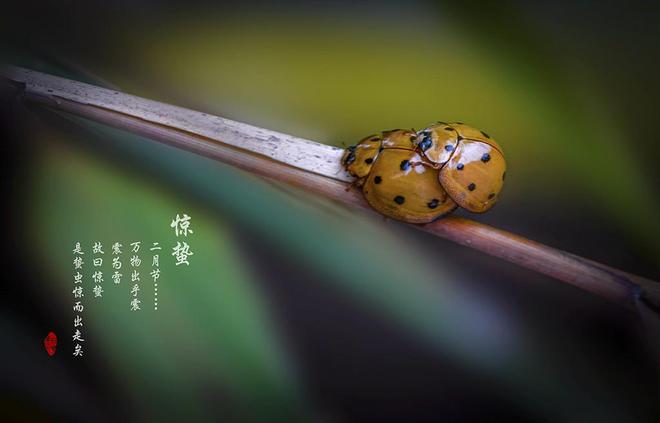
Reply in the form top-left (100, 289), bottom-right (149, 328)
top-left (342, 133), bottom-right (382, 178)
top-left (362, 148), bottom-right (456, 223)
top-left (342, 129), bottom-right (418, 178)
top-left (380, 128), bottom-right (418, 149)
top-left (449, 122), bottom-right (503, 151)
top-left (439, 138), bottom-right (505, 213)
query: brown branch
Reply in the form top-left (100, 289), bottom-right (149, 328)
top-left (6, 70), bottom-right (659, 311)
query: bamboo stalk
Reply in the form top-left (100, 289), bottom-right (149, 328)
top-left (3, 66), bottom-right (659, 310)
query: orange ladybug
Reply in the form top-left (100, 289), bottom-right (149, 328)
top-left (415, 122), bottom-right (506, 213)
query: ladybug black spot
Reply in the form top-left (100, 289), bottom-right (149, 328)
top-left (400, 160), bottom-right (411, 171)
top-left (480, 131), bottom-right (490, 139)
top-left (365, 158), bottom-right (374, 164)
top-left (468, 183), bottom-right (476, 191)
top-left (445, 144), bottom-right (454, 152)
top-left (488, 193), bottom-right (495, 199)
top-left (374, 176), bottom-right (382, 184)
top-left (428, 199), bottom-right (440, 209)
top-left (457, 163), bottom-right (464, 170)
top-left (418, 137), bottom-right (432, 151)
top-left (481, 153), bottom-right (491, 163)
top-left (394, 195), bottom-right (405, 205)
top-left (444, 127), bottom-right (454, 131)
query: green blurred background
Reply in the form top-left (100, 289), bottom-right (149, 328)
top-left (2, 1), bottom-right (660, 421)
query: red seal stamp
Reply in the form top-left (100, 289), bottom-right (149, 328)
top-left (44, 331), bottom-right (57, 356)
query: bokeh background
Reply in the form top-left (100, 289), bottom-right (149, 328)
top-left (2, 1), bottom-right (660, 421)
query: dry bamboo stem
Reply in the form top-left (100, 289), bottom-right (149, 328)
top-left (3, 66), bottom-right (659, 311)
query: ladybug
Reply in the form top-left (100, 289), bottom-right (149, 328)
top-left (342, 133), bottom-right (383, 180)
top-left (415, 122), bottom-right (506, 213)
top-left (343, 129), bottom-right (457, 223)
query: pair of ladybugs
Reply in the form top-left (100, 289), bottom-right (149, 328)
top-left (342, 122), bottom-right (506, 224)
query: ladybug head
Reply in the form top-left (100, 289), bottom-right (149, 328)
top-left (415, 123), bottom-right (460, 165)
